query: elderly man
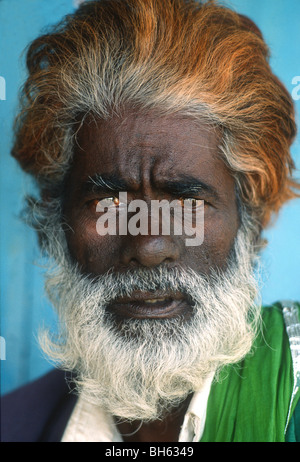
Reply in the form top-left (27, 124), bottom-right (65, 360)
top-left (1, 0), bottom-right (300, 442)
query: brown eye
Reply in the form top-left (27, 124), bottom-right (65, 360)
top-left (179, 198), bottom-right (203, 208)
top-left (89, 196), bottom-right (120, 211)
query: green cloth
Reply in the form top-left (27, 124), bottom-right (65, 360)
top-left (285, 399), bottom-right (300, 442)
top-left (200, 303), bottom-right (300, 442)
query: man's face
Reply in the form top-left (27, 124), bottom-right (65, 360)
top-left (63, 111), bottom-right (239, 320)
top-left (43, 112), bottom-right (258, 420)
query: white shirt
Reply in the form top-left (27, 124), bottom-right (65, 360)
top-left (61, 372), bottom-right (214, 442)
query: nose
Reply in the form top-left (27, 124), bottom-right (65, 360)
top-left (120, 235), bottom-right (181, 268)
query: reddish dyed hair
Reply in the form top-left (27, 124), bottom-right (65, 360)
top-left (12, 0), bottom-right (299, 228)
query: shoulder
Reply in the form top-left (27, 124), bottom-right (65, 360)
top-left (1, 368), bottom-right (77, 442)
top-left (259, 300), bottom-right (300, 347)
top-left (202, 301), bottom-right (300, 442)
top-left (256, 301), bottom-right (300, 374)
top-left (260, 301), bottom-right (300, 439)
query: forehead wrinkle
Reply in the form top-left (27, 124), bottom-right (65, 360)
top-left (113, 144), bottom-right (172, 192)
top-left (75, 114), bottom-right (226, 197)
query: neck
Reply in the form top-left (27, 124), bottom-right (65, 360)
top-left (115, 395), bottom-right (193, 442)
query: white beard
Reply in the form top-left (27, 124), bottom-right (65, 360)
top-left (39, 222), bottom-right (261, 422)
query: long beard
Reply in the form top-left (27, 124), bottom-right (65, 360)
top-left (39, 221), bottom-right (261, 422)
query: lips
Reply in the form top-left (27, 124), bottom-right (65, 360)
top-left (107, 290), bottom-right (192, 319)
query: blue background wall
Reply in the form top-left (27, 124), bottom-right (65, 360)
top-left (1, 0), bottom-right (299, 395)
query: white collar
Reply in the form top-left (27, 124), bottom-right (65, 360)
top-left (178, 371), bottom-right (214, 442)
top-left (61, 372), bottom-right (215, 442)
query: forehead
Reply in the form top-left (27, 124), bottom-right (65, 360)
top-left (71, 111), bottom-right (231, 192)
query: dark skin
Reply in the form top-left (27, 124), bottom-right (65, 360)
top-left (62, 110), bottom-right (240, 441)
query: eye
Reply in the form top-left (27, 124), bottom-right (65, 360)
top-left (88, 196), bottom-right (120, 211)
top-left (100, 196), bottom-right (120, 207)
top-left (179, 197), bottom-right (204, 209)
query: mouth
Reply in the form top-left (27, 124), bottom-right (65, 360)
top-left (107, 291), bottom-right (192, 320)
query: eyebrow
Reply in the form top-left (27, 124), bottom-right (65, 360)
top-left (159, 175), bottom-right (221, 200)
top-left (82, 173), bottom-right (220, 201)
top-left (83, 173), bottom-right (129, 194)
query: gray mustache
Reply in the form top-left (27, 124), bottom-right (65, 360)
top-left (88, 265), bottom-right (211, 304)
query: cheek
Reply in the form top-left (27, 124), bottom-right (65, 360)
top-left (65, 216), bottom-right (120, 273)
top-left (209, 211), bottom-right (239, 263)
top-left (188, 208), bottom-right (239, 271)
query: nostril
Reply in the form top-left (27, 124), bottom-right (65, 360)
top-left (120, 236), bottom-right (181, 268)
top-left (128, 257), bottom-right (139, 267)
top-left (162, 257), bottom-right (173, 264)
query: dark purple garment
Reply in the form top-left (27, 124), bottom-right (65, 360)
top-left (0, 369), bottom-right (77, 442)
